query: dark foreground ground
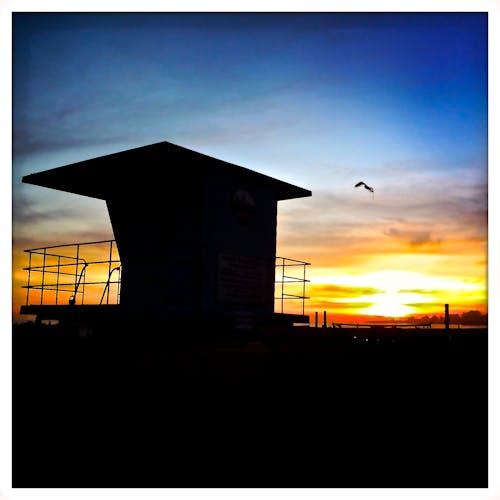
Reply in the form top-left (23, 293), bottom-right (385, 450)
top-left (13, 323), bottom-right (488, 488)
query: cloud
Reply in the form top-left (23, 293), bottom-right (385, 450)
top-left (384, 227), bottom-right (442, 247)
top-left (13, 128), bottom-right (138, 158)
top-left (12, 191), bottom-right (114, 257)
top-left (12, 199), bottom-right (81, 226)
top-left (276, 171), bottom-right (487, 270)
top-left (404, 302), bottom-right (448, 309)
top-left (13, 78), bottom-right (307, 159)
top-left (398, 289), bottom-right (437, 295)
top-left (310, 283), bottom-right (383, 298)
top-left (13, 93), bottom-right (154, 157)
top-left (308, 299), bottom-right (374, 311)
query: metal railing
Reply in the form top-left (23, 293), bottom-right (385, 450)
top-left (23, 240), bottom-right (310, 314)
top-left (23, 240), bottom-right (121, 306)
top-left (275, 256), bottom-right (310, 315)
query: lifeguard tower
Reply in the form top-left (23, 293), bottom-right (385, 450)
top-left (20, 141), bottom-right (311, 332)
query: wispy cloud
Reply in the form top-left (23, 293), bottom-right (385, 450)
top-left (384, 227), bottom-right (442, 247)
top-left (307, 299), bottom-right (375, 312)
top-left (12, 197), bottom-right (82, 225)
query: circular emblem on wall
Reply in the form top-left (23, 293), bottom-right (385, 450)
top-left (231, 189), bottom-right (255, 224)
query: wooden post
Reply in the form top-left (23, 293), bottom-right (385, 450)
top-left (315, 311), bottom-right (318, 328)
top-left (323, 310), bottom-right (327, 328)
top-left (444, 304), bottom-right (450, 330)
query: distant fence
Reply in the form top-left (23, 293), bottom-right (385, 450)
top-left (331, 322), bottom-right (432, 330)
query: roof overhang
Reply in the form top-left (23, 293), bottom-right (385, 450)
top-left (22, 141), bottom-right (312, 201)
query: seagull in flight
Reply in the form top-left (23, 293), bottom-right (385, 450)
top-left (355, 181), bottom-right (374, 193)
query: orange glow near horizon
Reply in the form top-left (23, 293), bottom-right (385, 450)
top-left (300, 268), bottom-right (487, 322)
top-left (12, 224), bottom-right (487, 324)
top-left (13, 242), bottom-right (487, 324)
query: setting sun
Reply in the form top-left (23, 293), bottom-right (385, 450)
top-left (349, 292), bottom-right (418, 318)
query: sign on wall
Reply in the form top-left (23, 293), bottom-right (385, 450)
top-left (217, 253), bottom-right (266, 304)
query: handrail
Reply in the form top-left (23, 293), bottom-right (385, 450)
top-left (24, 239), bottom-right (116, 252)
top-left (69, 262), bottom-right (88, 305)
top-left (100, 266), bottom-right (121, 305)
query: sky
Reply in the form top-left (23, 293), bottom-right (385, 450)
top-left (11, 11), bottom-right (489, 323)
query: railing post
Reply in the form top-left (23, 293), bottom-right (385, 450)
top-left (55, 256), bottom-right (60, 305)
top-left (281, 258), bottom-right (285, 314)
top-left (74, 244), bottom-right (80, 299)
top-left (26, 251), bottom-right (32, 305)
top-left (81, 266), bottom-right (86, 304)
top-left (302, 263), bottom-right (306, 315)
top-left (117, 266), bottom-right (122, 304)
top-left (107, 240), bottom-right (113, 305)
top-left (40, 248), bottom-right (46, 305)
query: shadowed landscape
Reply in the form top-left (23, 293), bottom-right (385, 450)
top-left (13, 319), bottom-right (487, 487)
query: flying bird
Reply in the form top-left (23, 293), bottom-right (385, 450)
top-left (355, 181), bottom-right (374, 193)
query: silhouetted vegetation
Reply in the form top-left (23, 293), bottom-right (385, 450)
top-left (406, 310), bottom-right (487, 326)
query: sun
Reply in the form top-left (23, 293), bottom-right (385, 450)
top-left (360, 291), bottom-right (417, 318)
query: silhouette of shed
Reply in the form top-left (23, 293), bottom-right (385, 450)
top-left (21, 141), bottom-right (311, 330)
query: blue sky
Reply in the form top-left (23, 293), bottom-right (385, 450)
top-left (13, 13), bottom-right (486, 172)
top-left (11, 12), bottom-right (488, 320)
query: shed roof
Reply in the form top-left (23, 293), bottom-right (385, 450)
top-left (22, 141), bottom-right (311, 201)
